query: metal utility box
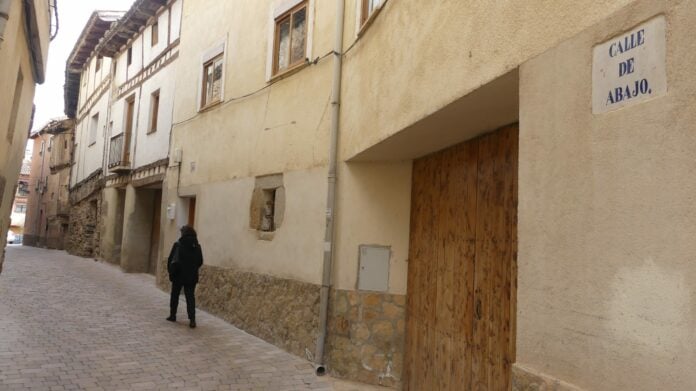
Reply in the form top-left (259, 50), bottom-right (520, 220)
top-left (357, 245), bottom-right (390, 292)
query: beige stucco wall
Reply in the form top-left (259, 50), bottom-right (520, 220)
top-left (166, 0), bottom-right (651, 297)
top-left (340, 0), bottom-right (637, 160)
top-left (168, 167), bottom-right (327, 285)
top-left (165, 0), bottom-right (337, 283)
top-left (517, 1), bottom-right (696, 389)
top-left (0, 0), bottom-right (50, 269)
top-left (328, 0), bottom-right (653, 297)
top-left (333, 162), bottom-right (412, 293)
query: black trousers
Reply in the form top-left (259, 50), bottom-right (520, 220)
top-left (170, 283), bottom-right (196, 320)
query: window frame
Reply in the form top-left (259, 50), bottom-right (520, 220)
top-left (200, 54), bottom-right (224, 110)
top-left (88, 112), bottom-right (99, 147)
top-left (151, 20), bottom-right (159, 47)
top-left (148, 89), bottom-right (160, 134)
top-left (357, 0), bottom-right (386, 35)
top-left (272, 1), bottom-right (309, 76)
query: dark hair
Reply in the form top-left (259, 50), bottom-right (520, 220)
top-left (180, 225), bottom-right (196, 237)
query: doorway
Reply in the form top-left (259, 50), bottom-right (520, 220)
top-left (187, 196), bottom-right (196, 227)
top-left (148, 189), bottom-right (162, 275)
top-left (404, 124), bottom-right (518, 390)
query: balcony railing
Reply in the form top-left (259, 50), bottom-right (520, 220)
top-left (108, 133), bottom-right (130, 172)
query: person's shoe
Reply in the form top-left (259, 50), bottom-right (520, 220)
top-left (189, 320), bottom-right (196, 328)
top-left (166, 316), bottom-right (176, 322)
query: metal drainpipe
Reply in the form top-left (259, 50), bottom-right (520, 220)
top-left (314, 0), bottom-right (345, 376)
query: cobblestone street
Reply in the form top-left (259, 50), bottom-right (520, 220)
top-left (0, 246), bottom-right (378, 391)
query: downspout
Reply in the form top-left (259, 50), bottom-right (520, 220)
top-left (315, 0), bottom-right (345, 376)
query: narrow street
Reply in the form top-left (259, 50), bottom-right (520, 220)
top-left (0, 246), bottom-right (373, 391)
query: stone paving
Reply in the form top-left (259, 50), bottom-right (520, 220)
top-left (0, 246), bottom-right (381, 391)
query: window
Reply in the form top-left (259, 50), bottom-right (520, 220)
top-left (149, 90), bottom-right (160, 134)
top-left (273, 1), bottom-right (307, 75)
top-left (151, 21), bottom-right (159, 46)
top-left (95, 56), bottom-right (102, 72)
top-left (201, 55), bottom-right (223, 108)
top-left (361, 0), bottom-right (383, 25)
top-left (89, 113), bottom-right (99, 146)
top-left (14, 204), bottom-right (26, 214)
top-left (48, 137), bottom-right (53, 152)
top-left (127, 47), bottom-right (133, 66)
top-left (250, 174), bottom-right (285, 240)
top-left (260, 189), bottom-right (276, 232)
top-left (17, 181), bottom-right (29, 196)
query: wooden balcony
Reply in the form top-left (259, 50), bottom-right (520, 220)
top-left (108, 133), bottom-right (131, 173)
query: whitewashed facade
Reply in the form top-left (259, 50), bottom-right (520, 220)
top-left (64, 1), bottom-right (181, 272)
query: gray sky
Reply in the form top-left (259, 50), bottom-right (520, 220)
top-left (32, 0), bottom-right (135, 133)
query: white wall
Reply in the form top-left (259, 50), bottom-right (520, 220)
top-left (125, 36), bottom-right (143, 80)
top-left (170, 0), bottom-right (182, 42)
top-left (143, 9), bottom-right (170, 65)
top-left (132, 66), bottom-right (176, 167)
top-left (71, 92), bottom-right (110, 185)
top-left (77, 56), bottom-right (112, 112)
top-left (107, 0), bottom-right (181, 171)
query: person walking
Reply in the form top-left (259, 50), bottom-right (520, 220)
top-left (166, 225), bottom-right (203, 328)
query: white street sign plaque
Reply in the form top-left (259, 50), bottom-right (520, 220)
top-left (592, 16), bottom-right (667, 114)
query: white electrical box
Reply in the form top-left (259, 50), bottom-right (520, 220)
top-left (166, 203), bottom-right (176, 220)
top-left (173, 148), bottom-right (183, 164)
top-left (357, 245), bottom-right (390, 292)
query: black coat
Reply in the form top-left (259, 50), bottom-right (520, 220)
top-left (167, 233), bottom-right (203, 285)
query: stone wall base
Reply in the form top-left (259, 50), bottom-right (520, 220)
top-left (23, 235), bottom-right (38, 247)
top-left (23, 234), bottom-right (66, 250)
top-left (326, 290), bottom-right (405, 388)
top-left (66, 192), bottom-right (102, 257)
top-left (159, 264), bottom-right (321, 360)
top-left (513, 364), bottom-right (585, 391)
top-left (155, 261), bottom-right (407, 388)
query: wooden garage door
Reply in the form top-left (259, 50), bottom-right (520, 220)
top-left (404, 124), bottom-right (518, 390)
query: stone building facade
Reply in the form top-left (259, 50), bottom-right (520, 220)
top-left (63, 11), bottom-right (123, 259)
top-left (0, 0), bottom-right (52, 272)
top-left (8, 162), bottom-right (30, 240)
top-left (24, 118), bottom-right (74, 249)
top-left (95, 0), bottom-right (181, 275)
top-left (158, 0), bottom-right (696, 389)
top-left (64, 0), bottom-right (181, 274)
top-left (60, 0), bottom-right (696, 389)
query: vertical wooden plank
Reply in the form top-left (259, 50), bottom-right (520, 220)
top-left (472, 125), bottom-right (518, 391)
top-left (424, 152), bottom-right (440, 391)
top-left (472, 132), bottom-right (493, 391)
top-left (445, 141), bottom-right (479, 390)
top-left (405, 157), bottom-right (426, 390)
top-left (434, 147), bottom-right (451, 390)
top-left (510, 126), bottom-right (519, 369)
top-left (501, 125), bottom-right (518, 391)
top-left (492, 128), bottom-right (509, 391)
